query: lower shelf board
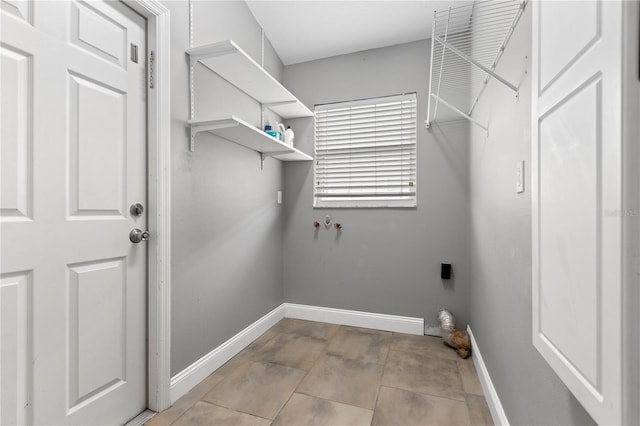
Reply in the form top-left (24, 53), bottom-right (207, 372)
top-left (188, 115), bottom-right (313, 162)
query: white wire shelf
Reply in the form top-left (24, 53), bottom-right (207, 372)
top-left (188, 116), bottom-right (313, 162)
top-left (426, 0), bottom-right (528, 132)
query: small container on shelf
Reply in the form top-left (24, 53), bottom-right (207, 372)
top-left (264, 124), bottom-right (282, 141)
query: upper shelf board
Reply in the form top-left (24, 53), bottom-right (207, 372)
top-left (186, 40), bottom-right (314, 119)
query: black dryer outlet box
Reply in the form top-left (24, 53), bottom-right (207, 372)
top-left (441, 263), bottom-right (452, 280)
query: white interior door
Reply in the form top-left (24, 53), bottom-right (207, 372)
top-left (1, 1), bottom-right (148, 424)
top-left (532, 1), bottom-right (622, 424)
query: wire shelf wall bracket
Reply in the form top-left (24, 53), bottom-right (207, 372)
top-left (426, 0), bottom-right (528, 133)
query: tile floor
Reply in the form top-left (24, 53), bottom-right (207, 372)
top-left (146, 318), bottom-right (493, 426)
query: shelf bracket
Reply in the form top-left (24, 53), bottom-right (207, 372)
top-left (190, 127), bottom-right (196, 152)
top-left (188, 119), bottom-right (239, 152)
top-left (189, 56), bottom-right (196, 123)
top-left (260, 149), bottom-right (292, 170)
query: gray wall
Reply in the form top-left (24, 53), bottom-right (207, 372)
top-left (467, 5), bottom-right (595, 425)
top-left (166, 0), bottom-right (286, 375)
top-left (282, 40), bottom-right (471, 330)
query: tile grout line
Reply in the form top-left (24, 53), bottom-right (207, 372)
top-left (185, 399), bottom-right (274, 424)
top-left (370, 338), bottom-right (395, 425)
top-left (273, 323), bottom-right (342, 422)
top-left (454, 355), bottom-right (479, 426)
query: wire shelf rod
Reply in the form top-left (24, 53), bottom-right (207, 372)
top-left (442, 36), bottom-right (514, 49)
top-left (432, 6), bottom-right (453, 122)
top-left (431, 70), bottom-right (474, 79)
top-left (436, 17), bottom-right (518, 32)
top-left (434, 2), bottom-right (519, 18)
top-left (440, 5), bottom-right (522, 18)
top-left (438, 41), bottom-right (511, 56)
top-left (444, 24), bottom-right (517, 38)
top-left (438, 12), bottom-right (521, 28)
top-left (441, 27), bottom-right (516, 42)
top-left (425, 9), bottom-right (438, 128)
top-left (434, 9), bottom-right (519, 24)
top-left (430, 94), bottom-right (488, 132)
top-left (442, 26), bottom-right (515, 39)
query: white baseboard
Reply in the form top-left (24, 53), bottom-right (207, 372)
top-left (169, 304), bottom-right (285, 403)
top-left (283, 303), bottom-right (424, 335)
top-left (169, 303), bottom-right (424, 404)
top-left (467, 325), bottom-right (510, 426)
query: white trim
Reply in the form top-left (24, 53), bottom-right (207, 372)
top-left (169, 305), bottom-right (285, 403)
top-left (124, 409), bottom-right (156, 426)
top-left (284, 303), bottom-right (424, 335)
top-left (125, 0), bottom-right (172, 413)
top-left (467, 326), bottom-right (509, 426)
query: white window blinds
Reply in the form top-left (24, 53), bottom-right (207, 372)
top-left (314, 93), bottom-right (417, 208)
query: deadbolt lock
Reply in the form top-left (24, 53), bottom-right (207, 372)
top-left (130, 203), bottom-right (144, 217)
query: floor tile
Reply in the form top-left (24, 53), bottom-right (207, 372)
top-left (202, 361), bottom-right (306, 419)
top-left (254, 333), bottom-right (326, 370)
top-left (144, 372), bottom-right (225, 426)
top-left (466, 394), bottom-right (494, 426)
top-left (372, 386), bottom-right (471, 426)
top-left (272, 393), bottom-right (373, 426)
top-left (382, 350), bottom-right (465, 401)
top-left (391, 333), bottom-right (460, 361)
top-left (298, 355), bottom-right (384, 409)
top-left (458, 358), bottom-right (484, 395)
top-left (326, 326), bottom-right (391, 364)
top-left (172, 401), bottom-right (271, 426)
top-left (270, 318), bottom-right (340, 341)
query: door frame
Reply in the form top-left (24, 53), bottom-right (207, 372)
top-left (124, 0), bottom-right (171, 413)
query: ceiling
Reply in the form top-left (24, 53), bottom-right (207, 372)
top-left (245, 1), bottom-right (473, 66)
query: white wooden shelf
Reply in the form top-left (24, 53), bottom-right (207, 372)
top-left (188, 116), bottom-right (313, 162)
top-left (186, 40), bottom-right (314, 119)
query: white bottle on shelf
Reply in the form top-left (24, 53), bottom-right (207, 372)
top-left (284, 126), bottom-right (295, 146)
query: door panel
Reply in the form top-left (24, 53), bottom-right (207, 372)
top-left (1, 1), bottom-right (147, 424)
top-left (532, 1), bottom-right (622, 424)
top-left (0, 271), bottom-right (32, 426)
top-left (69, 72), bottom-right (126, 217)
top-left (68, 257), bottom-right (126, 409)
top-left (0, 46), bottom-right (33, 221)
top-left (0, 0), bottom-right (32, 24)
top-left (71, 0), bottom-right (127, 68)
top-left (538, 1), bottom-right (601, 92)
top-left (538, 76), bottom-right (601, 387)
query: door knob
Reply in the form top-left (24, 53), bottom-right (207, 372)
top-left (130, 228), bottom-right (150, 243)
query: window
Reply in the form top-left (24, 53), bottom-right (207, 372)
top-left (314, 93), bottom-right (417, 208)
